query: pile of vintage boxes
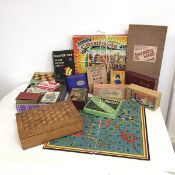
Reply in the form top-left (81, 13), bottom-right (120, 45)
top-left (15, 24), bottom-right (167, 149)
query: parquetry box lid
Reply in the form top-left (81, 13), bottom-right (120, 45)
top-left (16, 101), bottom-right (83, 139)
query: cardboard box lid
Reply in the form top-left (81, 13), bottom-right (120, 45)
top-left (126, 24), bottom-right (167, 79)
top-left (16, 101), bottom-right (83, 139)
top-left (16, 92), bottom-right (41, 101)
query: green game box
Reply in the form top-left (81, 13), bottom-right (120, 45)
top-left (83, 97), bottom-right (122, 119)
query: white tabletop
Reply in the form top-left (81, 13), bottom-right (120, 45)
top-left (0, 84), bottom-right (175, 175)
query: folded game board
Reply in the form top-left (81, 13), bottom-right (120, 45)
top-left (44, 100), bottom-right (150, 160)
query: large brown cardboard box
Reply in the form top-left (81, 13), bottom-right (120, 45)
top-left (126, 24), bottom-right (167, 88)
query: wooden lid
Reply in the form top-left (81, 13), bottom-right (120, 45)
top-left (16, 101), bottom-right (82, 139)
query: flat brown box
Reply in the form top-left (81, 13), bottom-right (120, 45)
top-left (16, 101), bottom-right (83, 149)
top-left (126, 84), bottom-right (161, 111)
top-left (125, 70), bottom-right (157, 90)
top-left (126, 24), bottom-right (167, 80)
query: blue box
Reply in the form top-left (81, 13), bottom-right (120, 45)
top-left (67, 74), bottom-right (88, 92)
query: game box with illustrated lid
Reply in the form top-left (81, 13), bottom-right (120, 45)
top-left (53, 50), bottom-right (75, 84)
top-left (16, 72), bottom-right (67, 113)
top-left (73, 35), bottom-right (128, 76)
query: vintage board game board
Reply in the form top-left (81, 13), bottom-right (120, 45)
top-left (44, 100), bottom-right (150, 160)
top-left (30, 72), bottom-right (55, 86)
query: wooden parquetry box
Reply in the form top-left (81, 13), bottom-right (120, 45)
top-left (126, 84), bottom-right (161, 111)
top-left (16, 101), bottom-right (83, 149)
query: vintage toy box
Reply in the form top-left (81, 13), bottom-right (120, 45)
top-left (73, 35), bottom-right (127, 74)
top-left (126, 83), bottom-right (161, 111)
top-left (16, 92), bottom-right (41, 104)
top-left (69, 88), bottom-right (88, 110)
top-left (126, 25), bottom-right (167, 86)
top-left (53, 50), bottom-right (75, 84)
top-left (87, 64), bottom-right (107, 92)
top-left (110, 70), bottom-right (125, 84)
top-left (83, 97), bottom-right (122, 119)
top-left (67, 73), bottom-right (88, 92)
top-left (16, 84), bottom-right (67, 112)
top-left (93, 84), bottom-right (127, 100)
top-left (125, 70), bottom-right (157, 90)
top-left (16, 101), bottom-right (83, 149)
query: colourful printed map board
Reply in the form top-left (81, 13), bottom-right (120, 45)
top-left (44, 100), bottom-right (149, 160)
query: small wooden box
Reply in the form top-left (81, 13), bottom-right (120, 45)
top-left (126, 84), bottom-right (161, 111)
top-left (16, 101), bottom-right (83, 149)
top-left (69, 88), bottom-right (88, 110)
top-left (93, 84), bottom-right (127, 100)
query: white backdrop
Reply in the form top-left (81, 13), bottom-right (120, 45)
top-left (0, 0), bottom-right (175, 125)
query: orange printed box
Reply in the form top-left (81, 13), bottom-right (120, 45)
top-left (93, 84), bottom-right (127, 100)
top-left (73, 35), bottom-right (127, 74)
top-left (126, 84), bottom-right (161, 111)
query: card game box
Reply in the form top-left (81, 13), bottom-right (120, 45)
top-left (16, 101), bottom-right (83, 149)
top-left (110, 70), bottom-right (125, 84)
top-left (53, 50), bottom-right (75, 84)
top-left (67, 74), bottom-right (88, 92)
top-left (93, 84), bottom-right (127, 100)
top-left (16, 84), bottom-right (67, 112)
top-left (73, 35), bottom-right (127, 74)
top-left (87, 64), bottom-right (107, 92)
top-left (41, 91), bottom-right (60, 104)
top-left (37, 81), bottom-right (60, 91)
top-left (126, 25), bottom-right (167, 82)
top-left (125, 70), bottom-right (157, 90)
top-left (83, 97), bottom-right (122, 119)
top-left (16, 92), bottom-right (41, 104)
top-left (126, 83), bottom-right (161, 111)
top-left (69, 88), bottom-right (88, 110)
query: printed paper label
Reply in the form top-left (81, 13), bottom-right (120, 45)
top-left (133, 45), bottom-right (157, 62)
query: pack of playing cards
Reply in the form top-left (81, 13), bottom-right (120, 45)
top-left (41, 92), bottom-right (60, 103)
top-left (37, 81), bottom-right (60, 91)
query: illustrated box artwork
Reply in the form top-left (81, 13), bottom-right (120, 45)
top-left (73, 35), bottom-right (128, 75)
top-left (126, 84), bottom-right (161, 111)
top-left (110, 70), bottom-right (125, 84)
top-left (53, 50), bottom-right (75, 84)
top-left (44, 100), bottom-right (150, 160)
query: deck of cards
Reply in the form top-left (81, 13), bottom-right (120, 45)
top-left (41, 91), bottom-right (60, 103)
top-left (37, 81), bottom-right (60, 91)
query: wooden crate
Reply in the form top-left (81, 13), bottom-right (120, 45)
top-left (126, 84), bottom-right (161, 111)
top-left (16, 101), bottom-right (83, 149)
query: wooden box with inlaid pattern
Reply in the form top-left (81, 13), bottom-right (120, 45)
top-left (16, 101), bottom-right (83, 149)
